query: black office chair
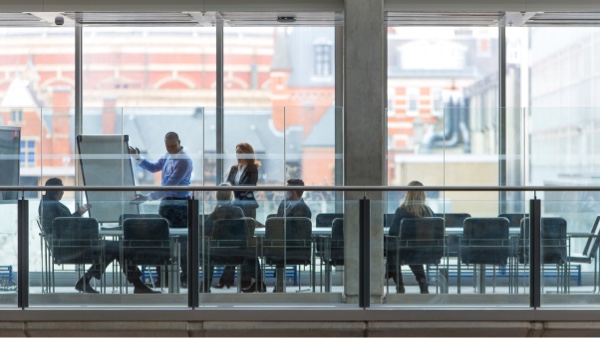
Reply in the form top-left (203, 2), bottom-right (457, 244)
top-left (519, 217), bottom-right (568, 292)
top-left (568, 216), bottom-right (600, 293)
top-left (386, 217), bottom-right (445, 294)
top-left (330, 218), bottom-right (344, 267)
top-left (51, 217), bottom-right (104, 293)
top-left (460, 217), bottom-right (510, 293)
top-left (264, 217), bottom-right (312, 292)
top-left (122, 218), bottom-right (172, 292)
top-left (315, 213), bottom-right (343, 263)
top-left (208, 219), bottom-right (252, 292)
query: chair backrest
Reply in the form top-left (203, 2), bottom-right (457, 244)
top-left (582, 216), bottom-right (600, 258)
top-left (267, 213), bottom-right (277, 220)
top-left (119, 213), bottom-right (161, 225)
top-left (519, 217), bottom-right (568, 264)
top-left (461, 217), bottom-right (510, 265)
top-left (498, 213), bottom-right (529, 228)
top-left (264, 217), bottom-right (312, 265)
top-left (395, 217), bottom-right (445, 265)
top-left (51, 217), bottom-right (101, 265)
top-left (123, 218), bottom-right (171, 265)
top-left (435, 213), bottom-right (470, 256)
top-left (316, 213), bottom-right (343, 228)
top-left (331, 218), bottom-right (344, 266)
top-left (210, 219), bottom-right (250, 265)
top-left (434, 213), bottom-right (471, 228)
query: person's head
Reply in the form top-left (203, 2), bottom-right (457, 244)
top-left (404, 180), bottom-right (425, 204)
top-left (164, 132), bottom-right (182, 154)
top-left (285, 178), bottom-right (305, 201)
top-left (44, 177), bottom-right (64, 201)
top-left (216, 182), bottom-right (233, 202)
top-left (235, 142), bottom-right (261, 167)
top-left (401, 180), bottom-right (429, 217)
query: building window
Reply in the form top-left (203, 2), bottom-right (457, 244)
top-left (314, 43), bottom-right (332, 77)
top-left (20, 139), bottom-right (35, 166)
top-left (407, 87), bottom-right (419, 116)
top-left (431, 88), bottom-right (443, 117)
top-left (11, 109), bottom-right (23, 123)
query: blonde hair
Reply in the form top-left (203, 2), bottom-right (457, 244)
top-left (400, 181), bottom-right (429, 218)
top-left (236, 142), bottom-right (261, 168)
top-left (216, 182), bottom-right (233, 202)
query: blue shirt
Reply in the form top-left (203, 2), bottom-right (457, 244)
top-left (136, 148), bottom-right (193, 200)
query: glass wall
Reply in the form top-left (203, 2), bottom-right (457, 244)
top-left (386, 27), bottom-right (500, 214)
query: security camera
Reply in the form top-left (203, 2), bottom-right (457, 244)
top-left (55, 16), bottom-right (64, 26)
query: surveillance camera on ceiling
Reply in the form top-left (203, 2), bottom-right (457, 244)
top-left (55, 16), bottom-right (64, 26)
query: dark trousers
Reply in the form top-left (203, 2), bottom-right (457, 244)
top-left (159, 197), bottom-right (189, 283)
top-left (87, 240), bottom-right (142, 283)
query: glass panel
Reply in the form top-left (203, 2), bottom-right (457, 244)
top-left (378, 193), bottom-right (530, 307)
top-left (198, 188), bottom-right (347, 304)
top-left (386, 26), bottom-right (500, 207)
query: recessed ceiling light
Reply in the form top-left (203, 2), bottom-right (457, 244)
top-left (276, 16), bottom-right (296, 23)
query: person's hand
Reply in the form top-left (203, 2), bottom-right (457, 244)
top-left (130, 194), bottom-right (148, 205)
top-left (128, 146), bottom-right (141, 160)
top-left (77, 203), bottom-right (92, 215)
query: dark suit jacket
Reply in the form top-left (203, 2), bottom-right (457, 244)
top-left (226, 164), bottom-right (259, 206)
top-left (276, 198), bottom-right (312, 219)
top-left (203, 203), bottom-right (245, 236)
top-left (38, 194), bottom-right (82, 235)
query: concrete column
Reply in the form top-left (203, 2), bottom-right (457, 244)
top-left (343, 0), bottom-right (386, 304)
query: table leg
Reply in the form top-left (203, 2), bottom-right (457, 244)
top-left (478, 264), bottom-right (486, 294)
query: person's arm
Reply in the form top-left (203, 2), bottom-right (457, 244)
top-left (389, 207), bottom-right (406, 236)
top-left (276, 200), bottom-right (284, 217)
top-left (149, 157), bottom-right (192, 200)
top-left (138, 156), bottom-right (166, 173)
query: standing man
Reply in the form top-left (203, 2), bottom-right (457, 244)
top-left (129, 131), bottom-right (193, 288)
top-left (276, 178), bottom-right (312, 219)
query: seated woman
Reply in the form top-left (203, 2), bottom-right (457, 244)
top-left (39, 178), bottom-right (157, 294)
top-left (387, 180), bottom-right (432, 294)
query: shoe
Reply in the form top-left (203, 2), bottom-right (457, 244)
top-left (396, 285), bottom-right (405, 294)
top-left (134, 284), bottom-right (160, 294)
top-left (419, 282), bottom-right (429, 294)
top-left (75, 278), bottom-right (99, 294)
top-left (215, 280), bottom-right (233, 289)
top-left (242, 282), bottom-right (266, 293)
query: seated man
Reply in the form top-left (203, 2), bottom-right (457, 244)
top-left (39, 178), bottom-right (157, 294)
top-left (276, 178), bottom-right (312, 219)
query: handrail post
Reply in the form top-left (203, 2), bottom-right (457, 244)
top-left (188, 198), bottom-right (199, 308)
top-left (17, 198), bottom-right (29, 309)
top-left (359, 197), bottom-right (370, 308)
top-left (530, 197), bottom-right (541, 308)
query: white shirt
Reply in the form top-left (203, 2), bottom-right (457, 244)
top-left (235, 164), bottom-right (247, 185)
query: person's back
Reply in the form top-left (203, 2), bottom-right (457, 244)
top-left (204, 203), bottom-right (245, 236)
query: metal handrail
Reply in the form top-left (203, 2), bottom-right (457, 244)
top-left (5, 185), bottom-right (600, 192)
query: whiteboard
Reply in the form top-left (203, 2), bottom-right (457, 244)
top-left (77, 134), bottom-right (138, 223)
